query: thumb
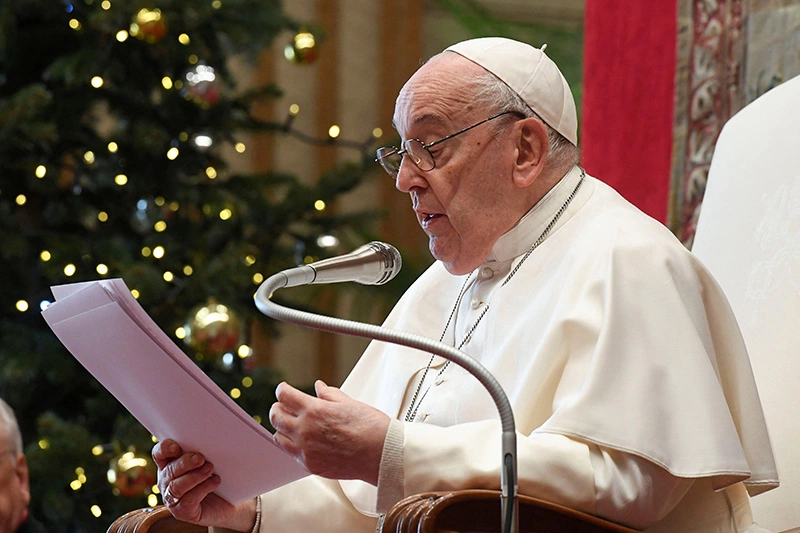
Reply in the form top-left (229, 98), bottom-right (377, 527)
top-left (314, 380), bottom-right (347, 402)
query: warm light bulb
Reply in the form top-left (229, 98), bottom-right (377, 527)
top-left (84, 151), bottom-right (95, 164)
top-left (96, 264), bottom-right (108, 275)
top-left (205, 166), bottom-right (217, 179)
top-left (242, 376), bottom-right (253, 387)
top-left (182, 265), bottom-right (193, 276)
top-left (16, 300), bottom-right (29, 312)
top-left (40, 251), bottom-right (51, 262)
top-left (64, 264), bottom-right (77, 276)
top-left (161, 77), bottom-right (173, 90)
top-left (234, 142), bottom-right (246, 153)
top-left (153, 246), bottom-right (165, 259)
top-left (35, 165), bottom-right (47, 178)
top-left (328, 125), bottom-right (341, 138)
top-left (107, 142), bottom-right (118, 153)
top-left (314, 200), bottom-right (326, 211)
top-left (91, 505), bottom-right (102, 518)
top-left (114, 174), bottom-right (128, 186)
top-left (15, 195), bottom-right (26, 206)
top-left (69, 19), bottom-right (82, 30)
top-left (167, 147), bottom-right (179, 160)
top-left (372, 127), bottom-right (383, 138)
top-left (91, 445), bottom-right (103, 456)
top-left (98, 211), bottom-right (108, 222)
top-left (163, 271), bottom-right (174, 282)
top-left (230, 388), bottom-right (241, 399)
top-left (178, 33), bottom-right (190, 45)
top-left (252, 273), bottom-right (264, 284)
top-left (154, 220), bottom-right (167, 232)
top-left (289, 103), bottom-right (300, 115)
top-left (175, 327), bottom-right (186, 339)
top-left (219, 208), bottom-right (232, 220)
top-left (91, 76), bottom-right (104, 88)
top-left (116, 30), bottom-right (129, 42)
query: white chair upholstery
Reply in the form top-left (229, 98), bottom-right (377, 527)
top-left (692, 73), bottom-right (800, 532)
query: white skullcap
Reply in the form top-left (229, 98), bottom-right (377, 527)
top-left (445, 37), bottom-right (578, 145)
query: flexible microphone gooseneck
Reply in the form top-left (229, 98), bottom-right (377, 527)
top-left (254, 242), bottom-right (519, 533)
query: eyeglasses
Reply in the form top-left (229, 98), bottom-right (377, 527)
top-left (376, 110), bottom-right (520, 179)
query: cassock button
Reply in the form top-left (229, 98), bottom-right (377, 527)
top-left (479, 266), bottom-right (494, 280)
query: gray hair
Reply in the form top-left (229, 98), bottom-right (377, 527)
top-left (0, 398), bottom-right (23, 457)
top-left (467, 64), bottom-right (581, 173)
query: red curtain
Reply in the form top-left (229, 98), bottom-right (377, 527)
top-left (580, 0), bottom-right (677, 224)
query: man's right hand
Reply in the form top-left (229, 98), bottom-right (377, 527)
top-left (152, 439), bottom-right (257, 531)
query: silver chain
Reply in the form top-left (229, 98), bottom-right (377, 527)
top-left (403, 170), bottom-right (585, 422)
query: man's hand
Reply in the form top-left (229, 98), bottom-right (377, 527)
top-left (152, 440), bottom-right (256, 531)
top-left (269, 380), bottom-right (391, 485)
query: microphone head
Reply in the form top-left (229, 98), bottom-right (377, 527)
top-left (366, 241), bottom-right (402, 285)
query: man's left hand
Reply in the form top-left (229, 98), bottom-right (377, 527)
top-left (269, 380), bottom-right (390, 485)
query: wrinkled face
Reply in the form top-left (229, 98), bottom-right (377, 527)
top-left (393, 54), bottom-right (524, 275)
top-left (0, 431), bottom-right (29, 533)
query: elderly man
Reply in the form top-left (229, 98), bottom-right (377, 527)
top-left (153, 37), bottom-right (777, 532)
top-left (0, 398), bottom-right (44, 533)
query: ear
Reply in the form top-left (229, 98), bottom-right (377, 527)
top-left (511, 118), bottom-right (549, 188)
top-left (14, 453), bottom-right (31, 506)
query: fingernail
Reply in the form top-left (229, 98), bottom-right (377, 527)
top-left (191, 453), bottom-right (203, 465)
top-left (168, 442), bottom-right (179, 455)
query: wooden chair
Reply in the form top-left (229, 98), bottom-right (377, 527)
top-left (107, 492), bottom-right (641, 533)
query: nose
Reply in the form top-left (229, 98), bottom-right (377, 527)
top-left (395, 159), bottom-right (429, 193)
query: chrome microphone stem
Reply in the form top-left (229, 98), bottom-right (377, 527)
top-left (254, 273), bottom-right (519, 533)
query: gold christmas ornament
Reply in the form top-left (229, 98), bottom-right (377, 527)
top-left (284, 29), bottom-right (319, 65)
top-left (107, 447), bottom-right (157, 498)
top-left (184, 299), bottom-right (244, 360)
top-left (130, 8), bottom-right (168, 43)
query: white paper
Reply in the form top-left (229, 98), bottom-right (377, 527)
top-left (42, 279), bottom-right (308, 504)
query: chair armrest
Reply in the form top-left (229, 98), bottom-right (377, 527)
top-left (106, 505), bottom-right (207, 533)
top-left (383, 489), bottom-right (642, 533)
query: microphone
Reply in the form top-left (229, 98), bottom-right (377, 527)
top-left (276, 241), bottom-right (402, 288)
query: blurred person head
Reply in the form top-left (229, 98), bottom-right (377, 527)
top-left (0, 398), bottom-right (30, 533)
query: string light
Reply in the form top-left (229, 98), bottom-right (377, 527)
top-left (175, 327), bottom-right (187, 339)
top-left (163, 271), bottom-right (174, 282)
top-left (100, 0), bottom-right (111, 10)
top-left (152, 246), bottom-right (165, 259)
top-left (141, 246), bottom-right (152, 257)
top-left (131, 289), bottom-right (140, 299)
top-left (147, 494), bottom-right (158, 507)
top-left (84, 151), bottom-right (95, 164)
top-left (161, 77), bottom-right (173, 90)
top-left (69, 19), bottom-right (82, 30)
top-left (15, 195), bottom-right (26, 206)
top-left (178, 33), bottom-right (190, 45)
top-left (244, 255), bottom-right (256, 266)
top-left (96, 264), bottom-right (108, 275)
top-left (234, 142), bottom-right (246, 153)
top-left (91, 445), bottom-right (103, 456)
top-left (91, 76), bottom-right (104, 88)
top-left (314, 200), bottom-right (326, 211)
top-left (64, 264), bottom-right (77, 276)
top-left (328, 125), bottom-right (341, 138)
top-left (154, 196), bottom-right (165, 206)
top-left (114, 174), bottom-right (128, 186)
top-left (219, 208), bottom-right (232, 220)
top-left (230, 388), bottom-right (241, 399)
top-left (166, 147), bottom-right (179, 160)
top-left (98, 211), bottom-right (108, 222)
top-left (90, 505), bottom-right (102, 518)
top-left (182, 265), bottom-right (193, 275)
top-left (242, 376), bottom-right (254, 387)
top-left (205, 166), bottom-right (217, 179)
top-left (289, 103), bottom-right (300, 116)
top-left (188, 54), bottom-right (199, 65)
top-left (238, 345), bottom-right (252, 359)
top-left (154, 220), bottom-right (167, 232)
top-left (38, 439), bottom-right (49, 450)
top-left (116, 30), bottom-right (129, 42)
top-left (252, 273), bottom-right (264, 284)
top-left (35, 165), bottom-right (47, 178)
top-left (16, 300), bottom-right (29, 312)
top-left (212, 0), bottom-right (222, 9)
top-left (372, 127), bottom-right (383, 138)
top-left (107, 142), bottom-right (118, 153)
top-left (40, 251), bottom-right (51, 262)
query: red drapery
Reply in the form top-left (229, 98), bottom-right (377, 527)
top-left (580, 0), bottom-right (677, 224)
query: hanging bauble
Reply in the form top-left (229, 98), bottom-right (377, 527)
top-left (130, 8), bottom-right (168, 43)
top-left (284, 29), bottom-right (319, 65)
top-left (183, 63), bottom-right (222, 107)
top-left (184, 299), bottom-right (244, 361)
top-left (107, 447), bottom-right (157, 498)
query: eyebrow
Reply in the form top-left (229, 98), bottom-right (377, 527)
top-left (391, 113), bottom-right (450, 134)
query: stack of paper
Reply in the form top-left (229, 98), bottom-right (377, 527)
top-left (42, 279), bottom-right (307, 504)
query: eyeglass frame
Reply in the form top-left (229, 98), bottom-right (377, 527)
top-left (375, 110), bottom-right (522, 179)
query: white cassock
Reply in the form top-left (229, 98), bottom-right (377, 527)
top-left (241, 166), bottom-right (777, 532)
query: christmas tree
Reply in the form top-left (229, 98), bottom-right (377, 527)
top-left (0, 1), bottom-right (382, 530)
